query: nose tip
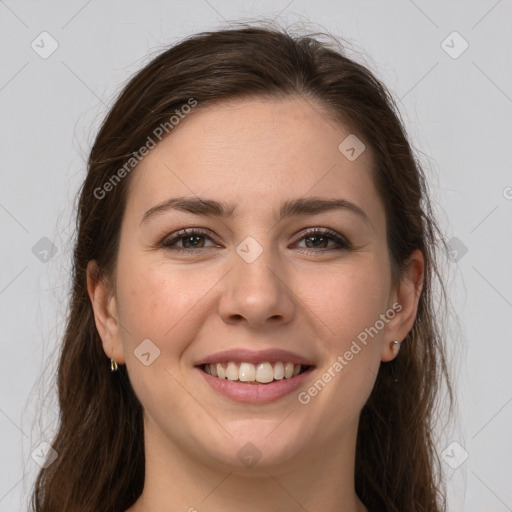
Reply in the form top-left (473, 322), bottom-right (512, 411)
top-left (218, 258), bottom-right (295, 329)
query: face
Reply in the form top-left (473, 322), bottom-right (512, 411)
top-left (89, 96), bottom-right (419, 474)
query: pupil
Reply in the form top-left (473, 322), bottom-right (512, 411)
top-left (184, 235), bottom-right (203, 248)
top-left (306, 235), bottom-right (326, 249)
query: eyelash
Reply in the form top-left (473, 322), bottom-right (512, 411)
top-left (160, 227), bottom-right (352, 255)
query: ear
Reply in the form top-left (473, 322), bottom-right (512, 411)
top-left (381, 249), bottom-right (424, 362)
top-left (86, 260), bottom-right (125, 365)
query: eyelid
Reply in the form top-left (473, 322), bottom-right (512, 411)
top-left (160, 226), bottom-right (352, 253)
top-left (161, 227), bottom-right (221, 247)
top-left (292, 227), bottom-right (351, 246)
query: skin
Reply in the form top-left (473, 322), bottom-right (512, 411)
top-left (87, 96), bottom-right (424, 512)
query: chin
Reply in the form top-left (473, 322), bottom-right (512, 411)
top-left (193, 425), bottom-right (308, 473)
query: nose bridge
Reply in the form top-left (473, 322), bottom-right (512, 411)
top-left (218, 233), bottom-right (295, 327)
top-left (233, 234), bottom-right (282, 300)
top-left (237, 239), bottom-right (278, 291)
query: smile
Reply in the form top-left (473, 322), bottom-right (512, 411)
top-left (196, 362), bottom-right (315, 404)
top-left (202, 361), bottom-right (310, 384)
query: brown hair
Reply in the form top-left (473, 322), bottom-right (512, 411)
top-left (31, 22), bottom-right (454, 512)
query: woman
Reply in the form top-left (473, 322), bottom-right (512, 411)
top-left (32, 23), bottom-right (453, 512)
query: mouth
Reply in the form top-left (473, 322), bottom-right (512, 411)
top-left (195, 360), bottom-right (315, 404)
top-left (199, 361), bottom-right (312, 384)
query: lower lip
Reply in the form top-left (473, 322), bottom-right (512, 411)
top-left (196, 366), bottom-right (315, 404)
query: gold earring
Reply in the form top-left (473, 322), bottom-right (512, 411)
top-left (390, 340), bottom-right (401, 383)
top-left (110, 358), bottom-right (119, 372)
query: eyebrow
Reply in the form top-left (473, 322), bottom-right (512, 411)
top-left (140, 196), bottom-right (373, 229)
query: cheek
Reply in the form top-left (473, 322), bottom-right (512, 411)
top-left (114, 259), bottom-right (209, 409)
top-left (298, 264), bottom-right (389, 423)
top-left (115, 256), bottom-right (218, 349)
top-left (299, 259), bottom-right (390, 349)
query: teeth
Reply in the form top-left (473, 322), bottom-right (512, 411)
top-left (256, 362), bottom-right (274, 383)
top-left (226, 362), bottom-right (239, 381)
top-left (216, 363), bottom-right (226, 379)
top-left (273, 361), bottom-right (284, 380)
top-left (204, 361), bottom-right (307, 383)
top-left (239, 362), bottom-right (256, 382)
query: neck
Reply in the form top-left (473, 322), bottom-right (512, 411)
top-left (126, 413), bottom-right (368, 512)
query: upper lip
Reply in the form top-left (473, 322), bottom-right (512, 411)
top-left (195, 348), bottom-right (315, 366)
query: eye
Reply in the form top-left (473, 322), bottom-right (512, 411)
top-left (292, 228), bottom-right (352, 255)
top-left (160, 228), bottom-right (220, 253)
top-left (159, 227), bottom-right (352, 255)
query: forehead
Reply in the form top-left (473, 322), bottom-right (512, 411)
top-left (125, 96), bottom-right (384, 226)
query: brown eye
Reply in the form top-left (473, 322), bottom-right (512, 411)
top-left (160, 227), bottom-right (351, 255)
top-left (294, 228), bottom-right (351, 255)
top-left (161, 228), bottom-right (219, 253)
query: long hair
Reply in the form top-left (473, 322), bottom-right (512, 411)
top-left (31, 22), bottom-right (454, 512)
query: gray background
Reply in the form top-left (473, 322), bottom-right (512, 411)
top-left (1, 1), bottom-right (511, 510)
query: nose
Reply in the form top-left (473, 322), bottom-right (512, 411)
top-left (217, 247), bottom-right (296, 329)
